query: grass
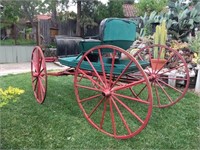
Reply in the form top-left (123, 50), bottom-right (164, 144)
top-left (0, 38), bottom-right (36, 45)
top-left (0, 73), bottom-right (200, 149)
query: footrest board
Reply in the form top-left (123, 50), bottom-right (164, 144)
top-left (59, 56), bottom-right (81, 68)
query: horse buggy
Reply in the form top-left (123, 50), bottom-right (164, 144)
top-left (31, 18), bottom-right (190, 139)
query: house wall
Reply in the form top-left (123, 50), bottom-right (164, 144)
top-left (0, 46), bottom-right (34, 63)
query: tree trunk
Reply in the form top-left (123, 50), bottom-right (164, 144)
top-left (14, 24), bottom-right (17, 45)
top-left (51, 1), bottom-right (58, 28)
top-left (76, 1), bottom-right (81, 36)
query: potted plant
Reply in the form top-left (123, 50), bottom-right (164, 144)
top-left (151, 20), bottom-right (167, 70)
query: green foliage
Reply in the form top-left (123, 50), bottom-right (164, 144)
top-left (94, 0), bottom-right (124, 22)
top-left (94, 2), bottom-right (109, 22)
top-left (136, 0), bottom-right (168, 16)
top-left (139, 0), bottom-right (200, 41)
top-left (0, 39), bottom-right (36, 46)
top-left (77, 0), bottom-right (124, 35)
top-left (189, 31), bottom-right (200, 53)
top-left (41, 0), bottom-right (70, 24)
top-left (107, 0), bottom-right (124, 18)
top-left (167, 1), bottom-right (200, 41)
top-left (0, 0), bottom-right (70, 28)
top-left (78, 1), bottom-right (100, 34)
top-left (138, 10), bottom-right (168, 36)
top-left (0, 1), bottom-right (21, 28)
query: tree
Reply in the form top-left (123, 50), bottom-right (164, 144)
top-left (0, 0), bottom-right (45, 29)
top-left (136, 0), bottom-right (168, 16)
top-left (107, 0), bottom-right (124, 18)
top-left (0, 0), bottom-right (21, 28)
top-left (94, 2), bottom-right (109, 22)
top-left (76, 0), bottom-right (81, 36)
top-left (74, 0), bottom-right (101, 36)
top-left (41, 0), bottom-right (69, 28)
top-left (74, 0), bottom-right (125, 36)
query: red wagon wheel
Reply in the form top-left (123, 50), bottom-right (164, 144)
top-left (31, 46), bottom-right (47, 104)
top-left (133, 44), bottom-right (190, 108)
top-left (74, 45), bottom-right (153, 139)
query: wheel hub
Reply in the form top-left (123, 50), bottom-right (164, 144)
top-left (33, 72), bottom-right (39, 77)
top-left (149, 73), bottom-right (158, 82)
top-left (102, 89), bottom-right (111, 97)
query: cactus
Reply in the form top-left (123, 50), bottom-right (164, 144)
top-left (153, 20), bottom-right (167, 59)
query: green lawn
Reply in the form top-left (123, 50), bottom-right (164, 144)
top-left (0, 73), bottom-right (199, 149)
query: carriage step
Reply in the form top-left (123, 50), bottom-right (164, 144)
top-left (59, 56), bottom-right (149, 75)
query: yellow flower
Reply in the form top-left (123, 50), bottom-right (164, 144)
top-left (0, 86), bottom-right (25, 108)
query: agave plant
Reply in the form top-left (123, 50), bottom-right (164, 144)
top-left (167, 1), bottom-right (200, 41)
top-left (138, 0), bottom-right (200, 42)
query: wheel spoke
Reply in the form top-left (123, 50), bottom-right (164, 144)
top-left (155, 80), bottom-right (173, 103)
top-left (157, 78), bottom-right (183, 94)
top-left (112, 95), bottom-right (144, 124)
top-left (36, 80), bottom-right (41, 100)
top-left (109, 50), bottom-right (117, 87)
top-left (32, 77), bottom-right (37, 83)
top-left (153, 83), bottom-right (161, 107)
top-left (158, 64), bottom-right (185, 76)
top-left (98, 48), bottom-right (108, 88)
top-left (112, 79), bottom-right (146, 92)
top-left (76, 84), bottom-right (102, 92)
top-left (37, 79), bottom-right (44, 101)
top-left (109, 98), bottom-right (116, 136)
top-left (38, 78), bottom-right (45, 96)
top-left (100, 99), bottom-right (108, 129)
top-left (31, 46), bottom-right (47, 104)
top-left (84, 55), bottom-right (106, 88)
top-left (113, 92), bottom-right (149, 105)
top-left (74, 45), bottom-right (152, 139)
top-left (78, 69), bottom-right (104, 90)
top-left (31, 60), bottom-right (38, 73)
top-left (88, 97), bottom-right (105, 118)
top-left (80, 94), bottom-right (102, 103)
top-left (112, 61), bottom-right (133, 87)
top-left (111, 97), bottom-right (132, 134)
top-left (133, 44), bottom-right (189, 108)
top-left (160, 76), bottom-right (188, 81)
top-left (134, 84), bottom-right (147, 97)
top-left (129, 88), bottom-right (138, 98)
top-left (33, 79), bottom-right (38, 92)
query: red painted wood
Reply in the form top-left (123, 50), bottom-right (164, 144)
top-left (31, 46), bottom-right (47, 104)
top-left (74, 45), bottom-right (153, 139)
top-left (133, 44), bottom-right (190, 108)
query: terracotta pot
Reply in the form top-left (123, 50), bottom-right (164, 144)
top-left (151, 59), bottom-right (167, 71)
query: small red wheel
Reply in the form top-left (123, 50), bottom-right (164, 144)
top-left (74, 45), bottom-right (153, 139)
top-left (133, 44), bottom-right (190, 108)
top-left (31, 46), bottom-right (47, 104)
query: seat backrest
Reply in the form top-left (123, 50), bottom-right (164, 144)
top-left (99, 18), bottom-right (136, 50)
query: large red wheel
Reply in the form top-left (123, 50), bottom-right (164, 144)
top-left (31, 46), bottom-right (47, 104)
top-left (133, 44), bottom-right (190, 108)
top-left (74, 45), bottom-right (153, 139)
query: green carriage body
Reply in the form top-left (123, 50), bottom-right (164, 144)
top-left (80, 18), bottom-right (137, 52)
top-left (58, 18), bottom-right (148, 74)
